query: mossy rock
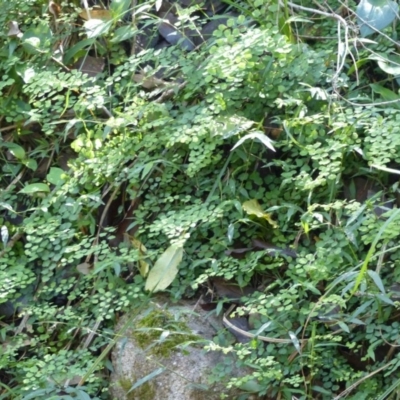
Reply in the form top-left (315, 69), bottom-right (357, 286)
top-left (110, 297), bottom-right (249, 400)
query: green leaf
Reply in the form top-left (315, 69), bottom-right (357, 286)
top-left (367, 270), bottom-right (385, 293)
top-left (23, 158), bottom-right (38, 171)
top-left (3, 143), bottom-right (25, 159)
top-left (145, 244), bottom-right (183, 292)
top-left (19, 183), bottom-right (50, 194)
top-left (370, 83), bottom-right (400, 109)
top-left (231, 130), bottom-right (275, 152)
top-left (337, 321), bottom-right (350, 333)
top-left (377, 293), bottom-right (395, 305)
top-left (63, 38), bottom-right (95, 64)
top-left (18, 67), bottom-right (36, 83)
top-left (254, 321), bottom-right (272, 336)
top-left (21, 23), bottom-right (52, 54)
top-left (110, 25), bottom-right (137, 43)
top-left (75, 390), bottom-right (91, 400)
top-left (238, 380), bottom-right (264, 393)
top-left (84, 19), bottom-right (112, 39)
top-left (22, 389), bottom-right (52, 400)
top-left (110, 0), bottom-right (131, 19)
top-left (352, 209), bottom-right (400, 294)
top-left (227, 223), bottom-right (234, 243)
top-left (46, 167), bottom-right (65, 185)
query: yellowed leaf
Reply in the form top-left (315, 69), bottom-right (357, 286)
top-left (242, 199), bottom-right (278, 228)
top-left (79, 9), bottom-right (112, 21)
top-left (145, 244), bottom-right (183, 292)
top-left (131, 237), bottom-right (149, 277)
top-left (77, 262), bottom-right (92, 275)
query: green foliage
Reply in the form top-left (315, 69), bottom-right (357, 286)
top-left (3, 0), bottom-right (400, 399)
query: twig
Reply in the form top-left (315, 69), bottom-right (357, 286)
top-left (82, 318), bottom-right (103, 350)
top-left (0, 124), bottom-right (18, 133)
top-left (282, 0), bottom-right (351, 83)
top-left (339, 0), bottom-right (400, 48)
top-left (130, 0), bottom-right (137, 57)
top-left (155, 81), bottom-right (187, 103)
top-left (5, 171), bottom-right (24, 192)
top-left (15, 313), bottom-right (30, 336)
top-left (376, 242), bottom-right (387, 274)
top-left (84, 183), bottom-right (121, 264)
top-left (223, 305), bottom-right (307, 344)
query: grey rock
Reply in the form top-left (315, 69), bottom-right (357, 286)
top-left (71, 56), bottom-right (105, 78)
top-left (159, 23), bottom-right (195, 51)
top-left (224, 316), bottom-right (250, 343)
top-left (136, 24), bottom-right (161, 51)
top-left (0, 301), bottom-right (15, 318)
top-left (110, 297), bottom-right (249, 400)
top-left (0, 291), bottom-right (34, 319)
top-left (154, 38), bottom-right (172, 51)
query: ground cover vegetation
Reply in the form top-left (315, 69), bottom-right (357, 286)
top-left (2, 0), bottom-right (400, 398)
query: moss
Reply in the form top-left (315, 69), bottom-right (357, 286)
top-left (132, 309), bottom-right (199, 358)
top-left (118, 376), bottom-right (156, 400)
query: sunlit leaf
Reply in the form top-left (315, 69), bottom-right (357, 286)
top-left (46, 167), bottom-right (65, 185)
top-left (289, 331), bottom-right (302, 354)
top-left (19, 183), bottom-right (50, 194)
top-left (242, 199), bottom-right (278, 228)
top-left (22, 24), bottom-right (52, 55)
top-left (110, 25), bottom-right (137, 43)
top-left (1, 225), bottom-right (9, 247)
top-left (145, 244), bottom-right (183, 292)
top-left (156, 0), bottom-right (163, 11)
top-left (4, 143), bottom-right (25, 159)
top-left (231, 130), bottom-right (275, 152)
top-left (84, 19), bottom-right (112, 39)
top-left (227, 223), bottom-right (234, 243)
top-left (254, 321), bottom-right (272, 336)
